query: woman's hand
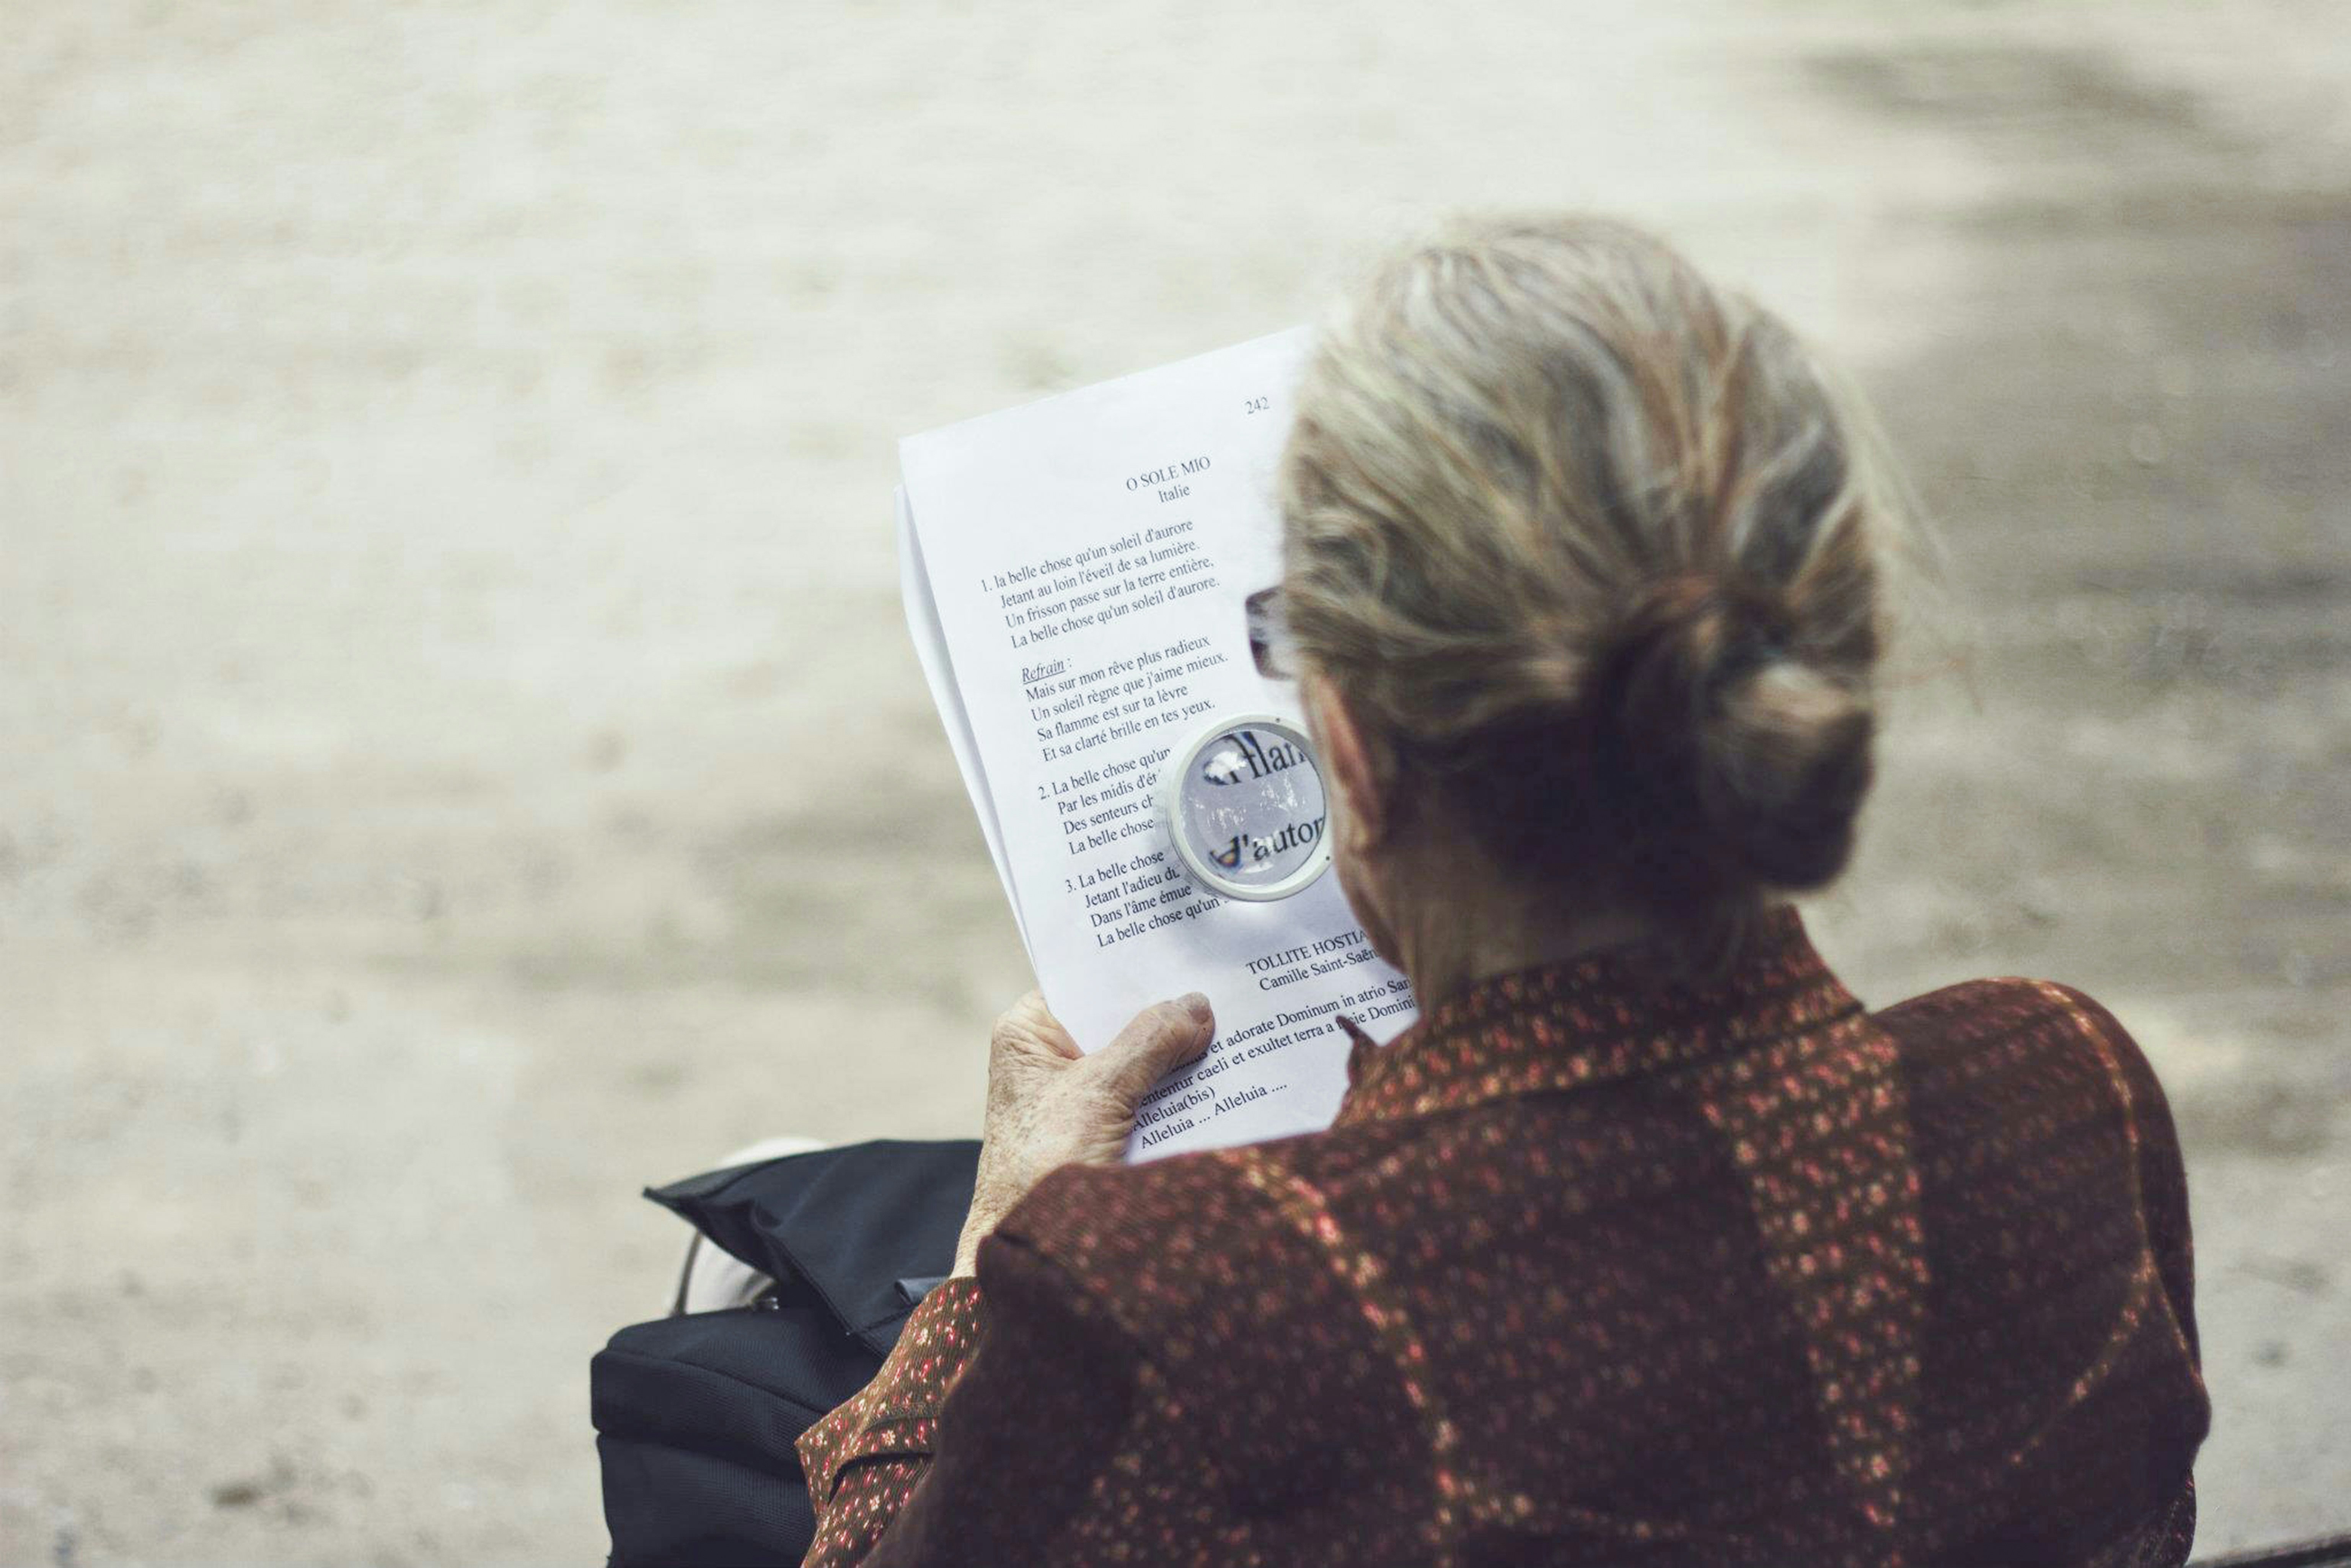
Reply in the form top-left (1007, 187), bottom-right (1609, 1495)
top-left (952, 990), bottom-right (1214, 1275)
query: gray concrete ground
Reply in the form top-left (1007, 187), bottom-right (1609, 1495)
top-left (3, 2), bottom-right (2347, 1563)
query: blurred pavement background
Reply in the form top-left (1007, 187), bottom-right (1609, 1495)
top-left (3, 2), bottom-right (2347, 1561)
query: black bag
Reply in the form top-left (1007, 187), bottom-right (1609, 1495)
top-left (592, 1139), bottom-right (981, 1568)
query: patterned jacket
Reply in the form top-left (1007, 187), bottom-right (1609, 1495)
top-left (798, 910), bottom-right (2208, 1566)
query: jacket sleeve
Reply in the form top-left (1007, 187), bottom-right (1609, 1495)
top-left (797, 1227), bottom-right (1224, 1568)
top-left (2046, 983), bottom-right (2207, 1568)
top-left (2063, 984), bottom-right (2201, 1369)
top-left (796, 1276), bottom-right (988, 1568)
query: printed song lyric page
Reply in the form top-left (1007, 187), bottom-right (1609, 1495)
top-left (899, 328), bottom-right (1418, 1159)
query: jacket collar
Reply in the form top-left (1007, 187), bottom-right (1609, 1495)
top-left (1333, 906), bottom-right (1863, 1128)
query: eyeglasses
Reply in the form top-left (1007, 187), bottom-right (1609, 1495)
top-left (1244, 584), bottom-right (1301, 680)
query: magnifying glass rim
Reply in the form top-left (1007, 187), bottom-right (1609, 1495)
top-left (1158, 712), bottom-right (1334, 903)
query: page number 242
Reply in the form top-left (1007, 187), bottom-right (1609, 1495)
top-left (1244, 396), bottom-right (1270, 414)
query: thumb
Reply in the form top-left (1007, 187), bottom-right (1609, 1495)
top-left (1090, 993), bottom-right (1215, 1109)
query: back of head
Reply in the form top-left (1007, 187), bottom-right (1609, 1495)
top-left (1278, 215), bottom-right (1899, 966)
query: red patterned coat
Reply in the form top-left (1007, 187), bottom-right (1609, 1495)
top-left (799, 911), bottom-right (2208, 1566)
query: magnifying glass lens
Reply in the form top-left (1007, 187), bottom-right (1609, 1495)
top-left (1162, 716), bottom-right (1332, 901)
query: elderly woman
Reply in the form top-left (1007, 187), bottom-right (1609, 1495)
top-left (795, 217), bottom-right (2209, 1566)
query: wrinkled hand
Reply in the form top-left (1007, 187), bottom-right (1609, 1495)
top-left (952, 990), bottom-right (1215, 1275)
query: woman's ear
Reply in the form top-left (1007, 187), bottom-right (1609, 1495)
top-left (1305, 672), bottom-right (1390, 850)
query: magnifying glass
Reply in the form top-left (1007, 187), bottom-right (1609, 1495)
top-left (1158, 714), bottom-right (1332, 901)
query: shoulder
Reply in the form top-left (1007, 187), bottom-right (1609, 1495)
top-left (985, 1130), bottom-right (1440, 1489)
top-left (1874, 974), bottom-right (2154, 1082)
top-left (1872, 973), bottom-right (2183, 1172)
top-left (1873, 972), bottom-right (2120, 1041)
top-left (989, 1121), bottom-right (1422, 1354)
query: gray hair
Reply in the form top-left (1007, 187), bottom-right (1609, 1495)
top-left (1278, 215), bottom-right (1906, 960)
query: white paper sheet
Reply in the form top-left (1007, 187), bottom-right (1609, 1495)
top-left (897, 485), bottom-right (1031, 965)
top-left (898, 328), bottom-right (1418, 1160)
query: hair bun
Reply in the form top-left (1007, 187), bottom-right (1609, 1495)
top-left (1277, 215), bottom-right (1900, 962)
top-left (1595, 574), bottom-right (1873, 894)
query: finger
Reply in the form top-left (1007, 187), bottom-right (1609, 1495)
top-left (993, 989), bottom-right (1083, 1062)
top-left (1089, 993), bottom-right (1215, 1107)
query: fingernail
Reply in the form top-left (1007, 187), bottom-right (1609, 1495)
top-left (1179, 991), bottom-right (1211, 1022)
